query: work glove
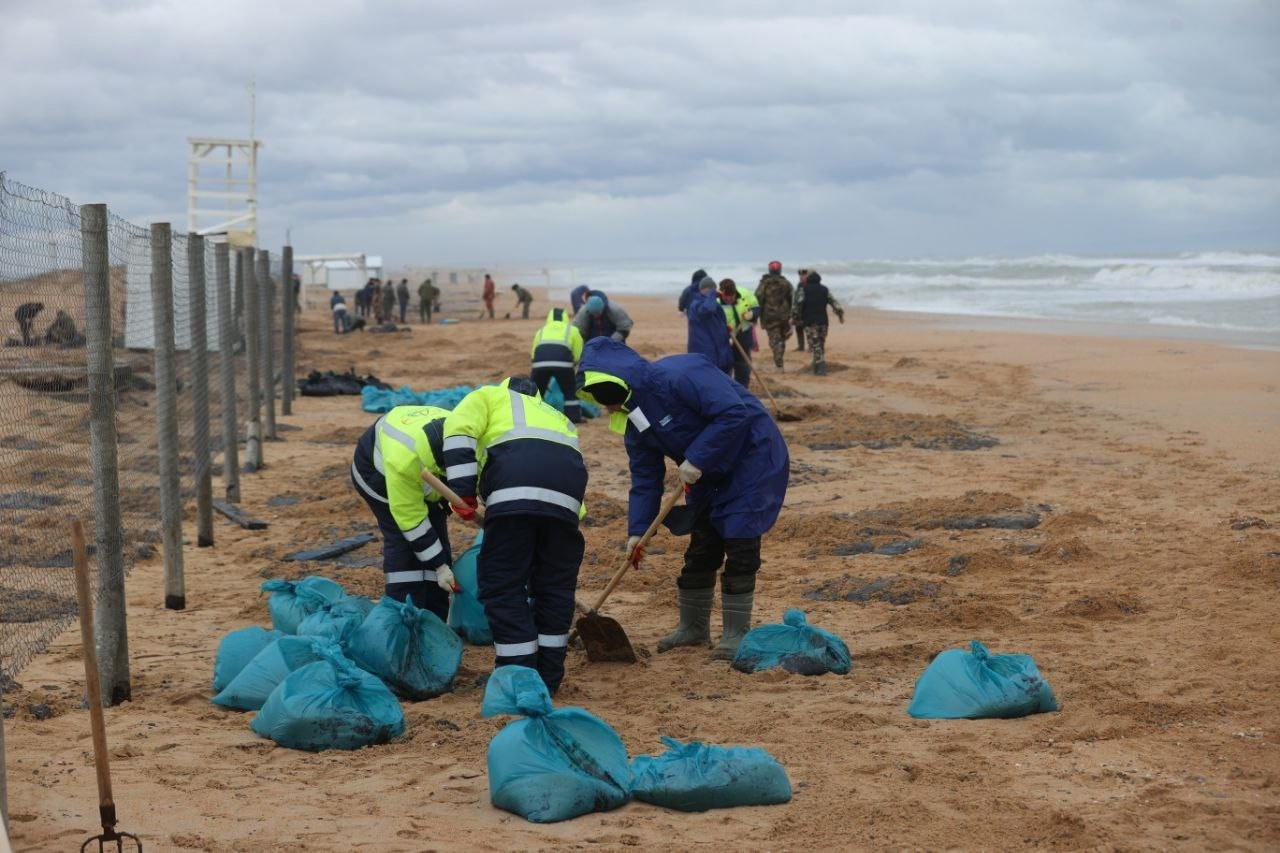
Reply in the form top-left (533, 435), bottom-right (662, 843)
top-left (451, 496), bottom-right (479, 522)
top-left (436, 564), bottom-right (460, 594)
top-left (678, 459), bottom-right (702, 485)
top-left (625, 535), bottom-right (644, 567)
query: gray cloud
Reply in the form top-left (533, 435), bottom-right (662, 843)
top-left (2, 0), bottom-right (1277, 264)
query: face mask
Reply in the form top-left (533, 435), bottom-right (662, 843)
top-left (609, 410), bottom-right (629, 435)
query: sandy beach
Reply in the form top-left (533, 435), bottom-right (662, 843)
top-left (4, 293), bottom-right (1278, 851)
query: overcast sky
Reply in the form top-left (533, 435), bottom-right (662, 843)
top-left (2, 0), bottom-right (1277, 266)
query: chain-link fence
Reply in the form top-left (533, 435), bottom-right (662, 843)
top-left (0, 172), bottom-right (295, 700)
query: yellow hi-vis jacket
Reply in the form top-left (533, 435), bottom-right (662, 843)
top-left (722, 289), bottom-right (760, 334)
top-left (530, 307), bottom-right (584, 368)
top-left (351, 405), bottom-right (451, 570)
top-left (442, 379), bottom-right (588, 525)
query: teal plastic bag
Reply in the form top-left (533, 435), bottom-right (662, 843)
top-left (212, 626), bottom-right (282, 692)
top-left (731, 609), bottom-right (852, 676)
top-left (261, 576), bottom-right (345, 634)
top-left (361, 383), bottom-right (473, 414)
top-left (211, 636), bottom-right (338, 711)
top-left (347, 596), bottom-right (463, 699)
top-left (250, 644), bottom-right (405, 751)
top-left (631, 737), bottom-right (792, 812)
top-left (482, 667), bottom-right (632, 823)
top-left (297, 595), bottom-right (376, 644)
top-left (544, 376), bottom-right (566, 414)
top-left (447, 533), bottom-right (492, 645)
top-left (908, 640), bottom-right (1059, 719)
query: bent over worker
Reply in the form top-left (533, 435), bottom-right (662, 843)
top-left (350, 406), bottom-right (456, 621)
top-left (443, 377), bottom-right (588, 694)
top-left (578, 339), bottom-right (789, 660)
top-left (531, 307), bottom-right (585, 423)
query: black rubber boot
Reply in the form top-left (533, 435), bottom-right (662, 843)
top-left (657, 587), bottom-right (713, 652)
top-left (711, 591), bottom-right (754, 660)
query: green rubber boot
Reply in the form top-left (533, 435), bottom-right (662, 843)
top-left (711, 591), bottom-right (754, 661)
top-left (657, 587), bottom-right (713, 652)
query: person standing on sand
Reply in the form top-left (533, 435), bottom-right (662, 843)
top-left (443, 377), bottom-right (588, 694)
top-left (570, 284), bottom-right (590, 314)
top-left (381, 280), bottom-right (397, 326)
top-left (14, 301), bottom-right (43, 346)
top-left (531, 307), bottom-right (585, 423)
top-left (511, 283), bottom-right (534, 319)
top-left (577, 338), bottom-right (789, 660)
top-left (719, 279), bottom-right (759, 386)
top-left (792, 270), bottom-right (844, 375)
top-left (793, 269), bottom-right (809, 352)
top-left (755, 261), bottom-right (794, 370)
top-left (396, 278), bottom-right (410, 323)
top-left (678, 269), bottom-right (708, 314)
top-left (330, 290), bottom-right (349, 334)
top-left (686, 275), bottom-right (733, 376)
top-left (350, 405), bottom-right (457, 621)
top-left (481, 274), bottom-right (496, 320)
top-left (418, 278), bottom-right (438, 323)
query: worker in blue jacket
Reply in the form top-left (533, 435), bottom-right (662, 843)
top-left (686, 275), bottom-right (733, 375)
top-left (577, 339), bottom-right (789, 660)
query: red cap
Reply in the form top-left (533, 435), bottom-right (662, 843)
top-left (768, 260), bottom-right (782, 273)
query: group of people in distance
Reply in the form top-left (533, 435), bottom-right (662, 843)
top-left (330, 276), bottom-right (442, 333)
top-left (349, 260), bottom-right (824, 695)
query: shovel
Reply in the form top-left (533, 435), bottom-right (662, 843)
top-left (71, 520), bottom-right (143, 853)
top-left (419, 467), bottom-right (484, 524)
top-left (572, 482), bottom-right (685, 663)
top-left (730, 334), bottom-right (800, 421)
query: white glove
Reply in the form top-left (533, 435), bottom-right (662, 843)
top-left (435, 564), bottom-right (457, 593)
top-left (625, 535), bottom-right (644, 567)
top-left (678, 459), bottom-right (702, 485)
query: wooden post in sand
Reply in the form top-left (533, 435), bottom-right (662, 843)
top-left (214, 242), bottom-right (241, 502)
top-left (281, 244), bottom-right (295, 415)
top-left (243, 247), bottom-right (263, 471)
top-left (80, 203), bottom-right (131, 702)
top-left (257, 249), bottom-right (277, 440)
top-left (150, 223), bottom-right (186, 611)
top-left (187, 233), bottom-right (214, 547)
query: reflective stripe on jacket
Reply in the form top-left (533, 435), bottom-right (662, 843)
top-left (530, 308), bottom-right (584, 370)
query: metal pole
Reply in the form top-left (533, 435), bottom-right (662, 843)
top-left (80, 202), bottom-right (131, 703)
top-left (258, 249), bottom-right (277, 440)
top-left (215, 243), bottom-right (241, 501)
top-left (188, 233), bottom-right (214, 547)
top-left (150, 223), bottom-right (186, 610)
top-left (243, 247), bottom-right (262, 471)
top-left (281, 244), bottom-right (295, 415)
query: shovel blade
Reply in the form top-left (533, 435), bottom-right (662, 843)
top-left (574, 613), bottom-right (638, 663)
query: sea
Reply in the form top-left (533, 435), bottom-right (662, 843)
top-left (549, 252), bottom-right (1280, 349)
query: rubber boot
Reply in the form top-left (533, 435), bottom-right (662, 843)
top-left (711, 591), bottom-right (754, 660)
top-left (814, 361), bottom-right (828, 376)
top-left (657, 587), bottom-right (713, 652)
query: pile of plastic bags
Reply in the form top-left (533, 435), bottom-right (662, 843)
top-left (482, 666), bottom-right (793, 823)
top-left (908, 640), bottom-right (1058, 719)
top-left (210, 575), bottom-right (463, 751)
top-left (361, 383), bottom-right (474, 414)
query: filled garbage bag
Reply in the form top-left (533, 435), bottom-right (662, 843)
top-left (631, 736), bottom-right (792, 812)
top-left (481, 666), bottom-right (632, 823)
top-left (447, 533), bottom-right (492, 645)
top-left (347, 596), bottom-right (463, 699)
top-left (250, 644), bottom-right (405, 751)
top-left (544, 376), bottom-right (566, 414)
top-left (361, 383), bottom-right (473, 414)
top-left (261, 576), bottom-right (346, 634)
top-left (731, 609), bottom-right (852, 676)
top-left (211, 636), bottom-right (339, 711)
top-left (211, 625), bottom-right (282, 693)
top-left (908, 640), bottom-right (1059, 719)
top-left (297, 595), bottom-right (376, 644)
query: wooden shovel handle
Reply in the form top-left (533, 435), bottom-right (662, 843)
top-left (730, 333), bottom-right (783, 416)
top-left (420, 467), bottom-right (484, 521)
top-left (584, 481), bottom-right (685, 616)
top-left (72, 520), bottom-right (115, 816)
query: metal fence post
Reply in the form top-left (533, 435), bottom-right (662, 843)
top-left (243, 247), bottom-right (263, 471)
top-left (81, 203), bottom-right (131, 703)
top-left (281, 245), bottom-right (295, 415)
top-left (188, 233), bottom-right (214, 547)
top-left (258, 249), bottom-right (277, 440)
top-left (215, 243), bottom-right (240, 501)
top-left (150, 223), bottom-right (186, 610)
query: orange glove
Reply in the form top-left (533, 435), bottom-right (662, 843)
top-left (452, 496), bottom-right (479, 521)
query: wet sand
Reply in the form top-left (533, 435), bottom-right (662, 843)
top-left (5, 294), bottom-right (1279, 851)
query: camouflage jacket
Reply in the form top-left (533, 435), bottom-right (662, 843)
top-left (754, 273), bottom-right (794, 326)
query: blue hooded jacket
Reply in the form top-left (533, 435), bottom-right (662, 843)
top-left (578, 339), bottom-right (789, 539)
top-left (686, 288), bottom-right (733, 374)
